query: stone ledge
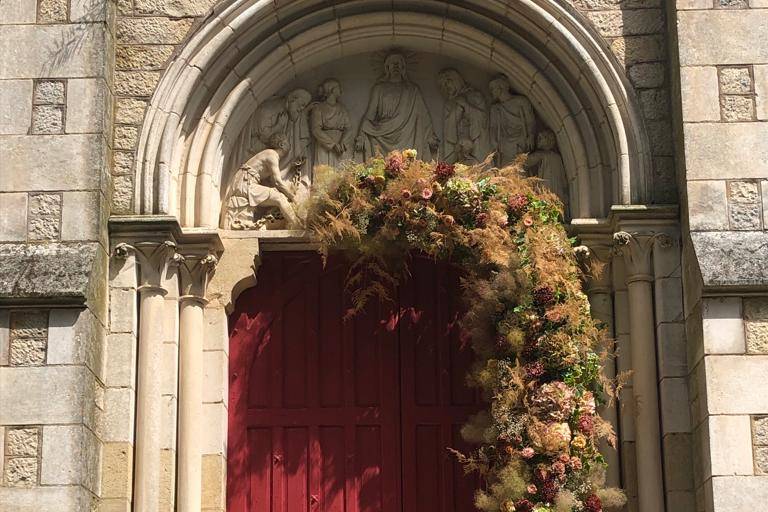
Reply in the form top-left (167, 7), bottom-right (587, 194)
top-left (0, 242), bottom-right (104, 305)
top-left (691, 231), bottom-right (768, 290)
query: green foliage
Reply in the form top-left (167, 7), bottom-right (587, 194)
top-left (305, 152), bottom-right (625, 512)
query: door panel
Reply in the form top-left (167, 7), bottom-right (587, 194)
top-left (228, 253), bottom-right (478, 512)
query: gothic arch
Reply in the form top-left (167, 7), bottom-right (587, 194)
top-left (134, 0), bottom-right (652, 227)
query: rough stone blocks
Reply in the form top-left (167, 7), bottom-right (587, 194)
top-left (9, 311), bottom-right (49, 366)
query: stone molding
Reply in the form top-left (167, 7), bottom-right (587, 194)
top-left (132, 0), bottom-right (653, 227)
top-left (113, 240), bottom-right (178, 292)
top-left (177, 252), bottom-right (218, 302)
top-left (613, 231), bottom-right (673, 284)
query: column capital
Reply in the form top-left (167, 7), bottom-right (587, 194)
top-left (178, 252), bottom-right (218, 303)
top-left (612, 231), bottom-right (673, 283)
top-left (574, 243), bottom-right (613, 294)
top-left (114, 240), bottom-right (180, 291)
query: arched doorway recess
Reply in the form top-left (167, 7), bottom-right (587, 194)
top-left (116, 2), bottom-right (682, 512)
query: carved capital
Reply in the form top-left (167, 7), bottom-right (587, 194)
top-left (113, 240), bottom-right (179, 291)
top-left (612, 231), bottom-right (672, 283)
top-left (178, 252), bottom-right (219, 303)
top-left (574, 243), bottom-right (613, 293)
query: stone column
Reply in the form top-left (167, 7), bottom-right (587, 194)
top-left (613, 231), bottom-right (669, 512)
top-left (576, 243), bottom-right (621, 489)
top-left (115, 240), bottom-right (178, 512)
top-left (177, 252), bottom-right (218, 512)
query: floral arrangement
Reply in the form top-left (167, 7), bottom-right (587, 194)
top-left (304, 150), bottom-right (626, 512)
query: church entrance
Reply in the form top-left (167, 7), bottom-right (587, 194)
top-left (227, 252), bottom-right (481, 511)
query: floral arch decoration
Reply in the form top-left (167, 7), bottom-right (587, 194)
top-left (304, 151), bottom-right (627, 512)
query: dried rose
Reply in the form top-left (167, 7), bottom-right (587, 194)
top-left (569, 456), bottom-right (582, 471)
top-left (421, 188), bottom-right (433, 200)
top-left (442, 215), bottom-right (455, 226)
top-left (552, 461), bottom-right (566, 475)
top-left (508, 193), bottom-right (529, 214)
top-left (578, 414), bottom-right (595, 435)
top-left (527, 484), bottom-right (537, 495)
top-left (520, 447), bottom-right (535, 459)
top-left (476, 212), bottom-right (489, 227)
top-left (584, 494), bottom-right (602, 512)
top-left (401, 189), bottom-right (412, 199)
top-left (385, 154), bottom-right (403, 175)
top-left (523, 214), bottom-right (534, 227)
top-left (514, 499), bottom-right (534, 512)
top-left (434, 161), bottom-right (455, 180)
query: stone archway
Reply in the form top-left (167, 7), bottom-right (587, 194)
top-left (113, 2), bottom-right (684, 511)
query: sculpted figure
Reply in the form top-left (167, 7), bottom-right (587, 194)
top-left (437, 68), bottom-right (489, 163)
top-left (489, 75), bottom-right (536, 166)
top-left (526, 129), bottom-right (569, 216)
top-left (310, 78), bottom-right (353, 169)
top-left (247, 88), bottom-right (312, 175)
top-left (355, 52), bottom-right (439, 159)
top-left (223, 134), bottom-right (301, 230)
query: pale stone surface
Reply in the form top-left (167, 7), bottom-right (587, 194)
top-left (159, 448), bottom-right (176, 510)
top-left (638, 88), bottom-right (669, 120)
top-left (99, 387), bottom-right (135, 443)
top-left (6, 427), bottom-right (39, 457)
top-left (702, 297), bottom-right (746, 354)
top-left (0, 193), bottom-right (28, 241)
top-left (680, 66), bottom-right (720, 122)
top-left (628, 62), bottom-right (665, 89)
top-left (755, 65), bottom-right (768, 121)
top-left (0, 135), bottom-right (103, 191)
top-left (201, 454), bottom-right (225, 510)
top-left (200, 402), bottom-right (227, 454)
top-left (37, 0), bottom-right (68, 23)
top-left (105, 334), bottom-right (136, 387)
top-left (0, 80), bottom-right (33, 135)
top-left (10, 311), bottom-right (48, 338)
top-left (33, 81), bottom-right (65, 105)
top-left (114, 98), bottom-right (147, 124)
top-left (135, 0), bottom-right (216, 17)
top-left (116, 17), bottom-right (194, 45)
top-left (657, 322), bottom-right (687, 377)
top-left (28, 193), bottom-right (62, 241)
top-left (686, 181), bottom-right (728, 231)
top-left (31, 105), bottom-right (65, 135)
top-left (0, 25), bottom-right (101, 79)
top-left (0, 310), bottom-right (9, 365)
top-left (66, 79), bottom-right (108, 134)
top-left (70, 0), bottom-right (107, 22)
top-left (684, 123), bottom-right (768, 180)
top-left (719, 67), bottom-right (752, 95)
top-left (0, 486), bottom-right (94, 512)
top-left (586, 10), bottom-right (664, 37)
top-left (710, 476), bottom-right (768, 512)
top-left (676, 0), bottom-right (712, 8)
top-left (61, 191), bottom-right (101, 241)
top-left (0, 367), bottom-right (87, 424)
top-left (693, 231), bottom-right (768, 287)
top-left (744, 298), bottom-right (768, 354)
top-left (114, 70), bottom-right (161, 97)
top-left (41, 425), bottom-right (101, 491)
top-left (114, 125), bottom-right (139, 149)
top-left (47, 308), bottom-right (102, 372)
top-left (116, 45), bottom-right (175, 70)
top-left (203, 350), bottom-right (227, 403)
top-left (609, 35), bottom-right (665, 66)
top-left (706, 415), bottom-right (754, 477)
top-left (678, 11), bottom-right (768, 66)
top-left (101, 442), bottom-right (133, 499)
top-left (704, 355), bottom-right (768, 414)
top-left (755, 416), bottom-right (768, 445)
top-left (0, 0), bottom-right (37, 23)
top-left (720, 95), bottom-right (755, 122)
top-left (112, 175), bottom-right (134, 213)
top-left (109, 287), bottom-right (136, 334)
top-left (4, 457), bottom-right (38, 487)
top-left (109, 253), bottom-right (137, 290)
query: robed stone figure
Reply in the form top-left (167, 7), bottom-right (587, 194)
top-left (355, 52), bottom-right (439, 159)
top-left (310, 78), bottom-right (353, 169)
top-left (526, 129), bottom-right (569, 217)
top-left (489, 75), bottom-right (536, 166)
top-left (438, 68), bottom-right (489, 163)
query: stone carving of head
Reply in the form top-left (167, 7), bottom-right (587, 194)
top-left (489, 75), bottom-right (512, 102)
top-left (438, 68), bottom-right (465, 99)
top-left (267, 132), bottom-right (290, 157)
top-left (318, 79), bottom-right (342, 102)
top-left (383, 53), bottom-right (407, 82)
top-left (536, 129), bottom-right (557, 151)
top-left (285, 88), bottom-right (312, 121)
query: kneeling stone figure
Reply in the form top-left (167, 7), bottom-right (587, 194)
top-left (223, 134), bottom-right (302, 230)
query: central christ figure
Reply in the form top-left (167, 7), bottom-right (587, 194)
top-left (355, 52), bottom-right (439, 160)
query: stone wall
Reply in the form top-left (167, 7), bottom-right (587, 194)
top-left (0, 0), bottom-right (113, 510)
top-left (674, 1), bottom-right (768, 511)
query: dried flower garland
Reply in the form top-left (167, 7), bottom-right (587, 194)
top-left (304, 151), bottom-right (626, 512)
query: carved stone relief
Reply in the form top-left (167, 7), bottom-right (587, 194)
top-left (221, 50), bottom-right (570, 229)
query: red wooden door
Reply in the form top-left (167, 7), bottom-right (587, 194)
top-left (228, 253), bottom-right (479, 512)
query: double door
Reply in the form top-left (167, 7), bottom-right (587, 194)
top-left (228, 253), bottom-right (480, 512)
